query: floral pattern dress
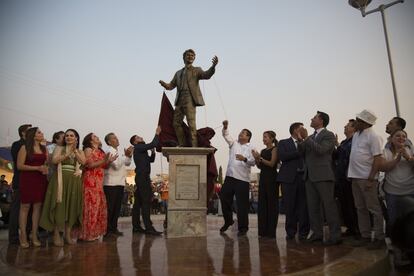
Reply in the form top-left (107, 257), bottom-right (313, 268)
top-left (79, 148), bottom-right (107, 240)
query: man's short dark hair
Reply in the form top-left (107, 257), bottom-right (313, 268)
top-left (129, 135), bottom-right (137, 145)
top-left (242, 129), bottom-right (252, 142)
top-left (393, 117), bottom-right (406, 130)
top-left (18, 124), bottom-right (32, 138)
top-left (289, 122), bottom-right (303, 135)
top-left (105, 132), bottom-right (115, 146)
top-left (183, 49), bottom-right (195, 60)
top-left (317, 111), bottom-right (330, 127)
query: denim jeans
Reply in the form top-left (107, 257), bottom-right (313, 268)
top-left (385, 193), bottom-right (414, 228)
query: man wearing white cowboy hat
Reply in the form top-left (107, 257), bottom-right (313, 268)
top-left (348, 109), bottom-right (385, 250)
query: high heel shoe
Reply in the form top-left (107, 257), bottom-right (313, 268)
top-left (64, 235), bottom-right (75, 245)
top-left (32, 240), bottom-right (42, 247)
top-left (20, 241), bottom-right (30, 248)
top-left (53, 234), bottom-right (64, 247)
top-left (29, 232), bottom-right (42, 247)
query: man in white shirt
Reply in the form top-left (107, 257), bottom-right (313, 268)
top-left (219, 120), bottom-right (256, 236)
top-left (103, 132), bottom-right (133, 236)
top-left (348, 109), bottom-right (385, 249)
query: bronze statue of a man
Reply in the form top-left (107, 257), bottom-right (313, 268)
top-left (159, 49), bottom-right (218, 147)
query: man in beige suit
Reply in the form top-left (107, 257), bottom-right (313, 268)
top-left (159, 49), bottom-right (218, 147)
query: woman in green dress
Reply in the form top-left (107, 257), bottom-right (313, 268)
top-left (40, 129), bottom-right (85, 246)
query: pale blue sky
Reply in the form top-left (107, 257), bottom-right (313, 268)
top-left (1, 0), bottom-right (413, 177)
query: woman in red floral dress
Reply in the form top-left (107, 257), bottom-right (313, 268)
top-left (79, 133), bottom-right (117, 241)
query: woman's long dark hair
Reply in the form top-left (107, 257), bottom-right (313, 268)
top-left (82, 133), bottom-right (94, 150)
top-left (63, 129), bottom-right (80, 149)
top-left (82, 133), bottom-right (105, 153)
top-left (25, 127), bottom-right (46, 159)
top-left (264, 130), bottom-right (278, 147)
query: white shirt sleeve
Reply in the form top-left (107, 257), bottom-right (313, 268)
top-left (124, 156), bottom-right (132, 167)
top-left (371, 134), bottom-right (383, 156)
top-left (222, 128), bottom-right (234, 147)
top-left (383, 148), bottom-right (392, 161)
top-left (108, 148), bottom-right (123, 170)
top-left (245, 145), bottom-right (256, 166)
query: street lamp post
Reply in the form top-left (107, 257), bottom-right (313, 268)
top-left (349, 0), bottom-right (404, 117)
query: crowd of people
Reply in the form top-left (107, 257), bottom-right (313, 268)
top-left (6, 124), bottom-right (164, 249)
top-left (218, 110), bottom-right (413, 267)
top-left (2, 108), bottom-right (413, 269)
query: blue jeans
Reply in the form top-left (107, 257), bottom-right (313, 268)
top-left (385, 193), bottom-right (414, 228)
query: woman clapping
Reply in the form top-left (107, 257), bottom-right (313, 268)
top-left (40, 129), bottom-right (85, 246)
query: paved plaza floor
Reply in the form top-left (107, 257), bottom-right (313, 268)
top-left (0, 214), bottom-right (394, 275)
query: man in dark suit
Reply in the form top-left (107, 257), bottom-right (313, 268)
top-left (297, 111), bottom-right (341, 245)
top-left (130, 126), bottom-right (163, 236)
top-left (333, 119), bottom-right (359, 237)
top-left (277, 122), bottom-right (310, 241)
top-left (8, 124), bottom-right (31, 244)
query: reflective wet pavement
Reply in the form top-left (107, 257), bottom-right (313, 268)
top-left (0, 215), bottom-right (389, 275)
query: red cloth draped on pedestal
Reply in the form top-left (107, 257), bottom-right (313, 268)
top-left (156, 93), bottom-right (218, 202)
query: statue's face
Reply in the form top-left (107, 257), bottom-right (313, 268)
top-left (184, 52), bottom-right (195, 65)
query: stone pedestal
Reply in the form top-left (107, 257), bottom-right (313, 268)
top-left (162, 147), bottom-right (215, 238)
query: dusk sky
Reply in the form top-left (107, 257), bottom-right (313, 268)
top-left (1, 0), bottom-right (413, 178)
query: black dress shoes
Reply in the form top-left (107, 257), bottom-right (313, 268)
top-left (133, 226), bottom-right (146, 233)
top-left (237, 230), bottom-right (248, 237)
top-left (219, 221), bottom-right (234, 233)
top-left (306, 234), bottom-right (323, 243)
top-left (145, 227), bottom-right (163, 236)
top-left (9, 238), bottom-right (20, 245)
top-left (323, 239), bottom-right (343, 246)
top-left (286, 235), bottom-right (295, 241)
top-left (114, 229), bottom-right (124, 236)
top-left (366, 239), bottom-right (386, 250)
top-left (350, 237), bottom-right (371, 247)
top-left (342, 229), bottom-right (358, 237)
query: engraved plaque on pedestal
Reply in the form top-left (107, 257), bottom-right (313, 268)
top-left (162, 147), bottom-right (215, 238)
top-left (176, 165), bottom-right (199, 200)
